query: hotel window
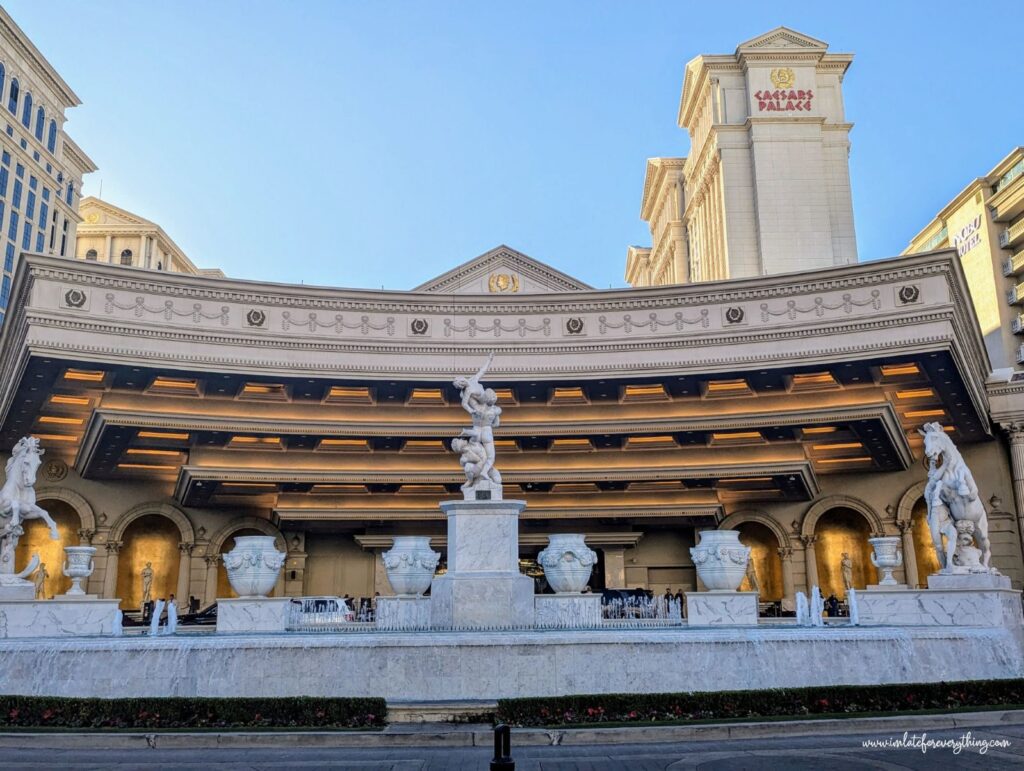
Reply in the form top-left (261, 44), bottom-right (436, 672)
top-left (33, 232), bottom-right (41, 252)
top-left (0, 275), bottom-right (9, 307)
top-left (20, 92), bottom-right (31, 128)
top-left (34, 107), bottom-right (43, 141)
top-left (7, 211), bottom-right (17, 241)
top-left (0, 165), bottom-right (6, 197)
top-left (25, 190), bottom-right (34, 219)
top-left (11, 179), bottom-right (20, 209)
top-left (59, 218), bottom-right (67, 256)
top-left (0, 64), bottom-right (4, 98)
top-left (5, 243), bottom-right (13, 272)
top-left (46, 120), bottom-right (56, 153)
top-left (7, 79), bottom-right (18, 115)
top-left (120, 249), bottom-right (133, 266)
top-left (85, 249), bottom-right (97, 261)
top-left (37, 201), bottom-right (46, 229)
top-left (14, 162), bottom-right (22, 178)
top-left (21, 221), bottom-right (30, 251)
top-left (65, 182), bottom-right (73, 206)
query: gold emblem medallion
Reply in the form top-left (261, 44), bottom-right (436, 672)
top-left (487, 273), bottom-right (520, 293)
top-left (770, 67), bottom-right (795, 89)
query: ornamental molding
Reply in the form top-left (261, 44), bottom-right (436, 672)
top-left (275, 506), bottom-right (724, 522)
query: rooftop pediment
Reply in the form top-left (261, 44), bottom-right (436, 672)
top-left (78, 197), bottom-right (155, 227)
top-left (413, 245), bottom-right (593, 294)
top-left (736, 27), bottom-right (828, 53)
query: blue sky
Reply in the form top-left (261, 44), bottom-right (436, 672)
top-left (6, 1), bottom-right (1022, 289)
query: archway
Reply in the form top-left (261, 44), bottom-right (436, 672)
top-left (735, 521), bottom-right (783, 600)
top-left (14, 499), bottom-right (81, 598)
top-left (813, 507), bottom-right (873, 599)
top-left (115, 514), bottom-right (181, 609)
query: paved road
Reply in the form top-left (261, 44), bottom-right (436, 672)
top-left (3, 720), bottom-right (1023, 770)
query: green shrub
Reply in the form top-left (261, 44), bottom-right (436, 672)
top-left (0, 696), bottom-right (386, 730)
top-left (497, 679), bottom-right (1024, 727)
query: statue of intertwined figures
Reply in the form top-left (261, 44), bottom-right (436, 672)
top-left (0, 436), bottom-right (59, 584)
top-left (451, 352), bottom-right (503, 498)
top-left (919, 422), bottom-right (994, 574)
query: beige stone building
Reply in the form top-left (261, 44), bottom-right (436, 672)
top-left (0, 7), bottom-right (96, 322)
top-left (75, 197), bottom-right (223, 276)
top-left (626, 27), bottom-right (857, 288)
top-left (904, 147), bottom-right (1024, 372)
top-left (1, 27), bottom-right (1022, 615)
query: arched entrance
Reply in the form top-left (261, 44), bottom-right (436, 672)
top-left (813, 507), bottom-right (873, 598)
top-left (115, 514), bottom-right (180, 609)
top-left (14, 499), bottom-right (81, 598)
top-left (735, 521), bottom-right (783, 600)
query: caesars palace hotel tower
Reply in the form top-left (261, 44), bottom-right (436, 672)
top-left (627, 27), bottom-right (858, 287)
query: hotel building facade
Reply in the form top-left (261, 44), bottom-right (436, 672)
top-left (2, 28), bottom-right (1024, 612)
top-left (0, 7), bottom-right (95, 322)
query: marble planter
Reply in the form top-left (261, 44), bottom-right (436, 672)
top-left (690, 530), bottom-right (750, 591)
top-left (382, 536), bottom-right (440, 597)
top-left (537, 534), bottom-right (597, 593)
top-left (62, 546), bottom-right (96, 596)
top-left (869, 536), bottom-right (903, 586)
top-left (223, 536), bottom-right (286, 598)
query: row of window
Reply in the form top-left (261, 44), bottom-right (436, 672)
top-left (85, 248), bottom-right (135, 266)
top-left (0, 64), bottom-right (58, 155)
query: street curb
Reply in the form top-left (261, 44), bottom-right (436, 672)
top-left (0, 709), bottom-right (1021, 749)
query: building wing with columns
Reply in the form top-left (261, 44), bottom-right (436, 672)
top-left (0, 27), bottom-right (1023, 612)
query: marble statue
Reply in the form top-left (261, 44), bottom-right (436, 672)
top-left (919, 422), bottom-right (993, 572)
top-left (141, 562), bottom-right (154, 605)
top-left (33, 562), bottom-right (48, 600)
top-left (0, 437), bottom-right (59, 586)
top-left (451, 352), bottom-right (502, 494)
top-left (744, 559), bottom-right (760, 594)
top-left (951, 520), bottom-right (987, 572)
top-left (840, 552), bottom-right (854, 593)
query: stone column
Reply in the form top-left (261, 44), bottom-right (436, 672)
top-left (140, 235), bottom-right (147, 267)
top-left (800, 535), bottom-right (819, 591)
top-left (777, 547), bottom-right (795, 606)
top-left (602, 547), bottom-right (626, 589)
top-left (176, 542), bottom-right (194, 605)
top-left (203, 555), bottom-right (221, 605)
top-left (104, 234), bottom-right (112, 262)
top-left (897, 521), bottom-right (919, 588)
top-left (102, 541), bottom-right (121, 599)
top-left (1004, 423), bottom-right (1024, 563)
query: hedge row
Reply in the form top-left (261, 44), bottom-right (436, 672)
top-left (497, 679), bottom-right (1024, 727)
top-left (0, 696), bottom-right (386, 729)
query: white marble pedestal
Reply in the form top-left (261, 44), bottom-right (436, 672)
top-left (535, 593), bottom-right (603, 628)
top-left (430, 499), bottom-right (535, 629)
top-left (0, 598), bottom-right (121, 637)
top-left (216, 597), bottom-right (292, 633)
top-left (857, 573), bottom-right (1022, 627)
top-left (376, 596), bottom-right (430, 630)
top-left (685, 590), bottom-right (759, 626)
top-left (0, 582), bottom-right (35, 601)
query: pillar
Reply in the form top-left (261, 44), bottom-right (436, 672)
top-left (140, 235), bottom-right (147, 267)
top-left (175, 542), bottom-right (193, 606)
top-left (102, 541), bottom-right (121, 599)
top-left (800, 535), bottom-right (819, 591)
top-left (203, 555), bottom-right (221, 605)
top-left (1004, 424), bottom-right (1024, 564)
top-left (104, 234), bottom-right (112, 262)
top-left (602, 547), bottom-right (626, 589)
top-left (898, 521), bottom-right (919, 588)
top-left (777, 546), bottom-right (795, 608)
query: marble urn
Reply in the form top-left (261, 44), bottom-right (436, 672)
top-left (62, 545), bottom-right (96, 596)
top-left (538, 534), bottom-right (598, 593)
top-left (690, 530), bottom-right (750, 591)
top-left (382, 536), bottom-right (440, 597)
top-left (223, 536), bottom-right (286, 598)
top-left (869, 536), bottom-right (903, 586)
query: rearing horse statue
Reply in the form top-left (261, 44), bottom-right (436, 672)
top-left (919, 422), bottom-right (991, 571)
top-left (0, 436), bottom-right (58, 579)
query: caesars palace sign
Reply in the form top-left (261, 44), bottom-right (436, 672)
top-left (755, 67), bottom-right (813, 112)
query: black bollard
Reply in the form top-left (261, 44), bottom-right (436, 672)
top-left (490, 723), bottom-right (514, 771)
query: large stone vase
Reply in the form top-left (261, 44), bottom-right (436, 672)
top-left (223, 536), bottom-right (286, 598)
top-left (62, 545), bottom-right (96, 596)
top-left (690, 530), bottom-right (750, 591)
top-left (382, 536), bottom-right (440, 597)
top-left (869, 536), bottom-right (903, 586)
top-left (538, 534), bottom-right (597, 593)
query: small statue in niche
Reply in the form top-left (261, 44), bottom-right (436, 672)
top-left (841, 552), bottom-right (854, 593)
top-left (744, 559), bottom-right (760, 594)
top-left (141, 561), bottom-right (154, 605)
top-left (33, 561), bottom-right (48, 600)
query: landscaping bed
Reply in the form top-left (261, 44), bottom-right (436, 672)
top-left (497, 679), bottom-right (1024, 727)
top-left (0, 696), bottom-right (386, 730)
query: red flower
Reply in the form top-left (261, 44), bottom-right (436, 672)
top-left (8, 708), bottom-right (18, 720)
top-left (41, 709), bottom-right (53, 720)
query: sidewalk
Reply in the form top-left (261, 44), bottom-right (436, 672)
top-left (0, 708), bottom-right (1021, 749)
